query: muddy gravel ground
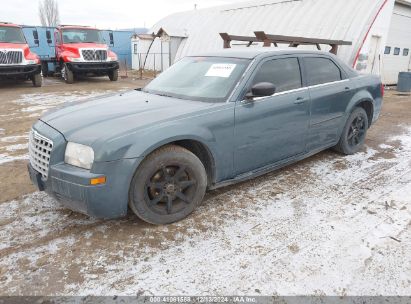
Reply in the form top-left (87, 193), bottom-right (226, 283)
top-left (0, 77), bottom-right (410, 296)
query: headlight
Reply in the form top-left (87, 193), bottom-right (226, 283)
top-left (68, 57), bottom-right (82, 62)
top-left (107, 57), bottom-right (117, 62)
top-left (26, 59), bottom-right (38, 64)
top-left (65, 142), bottom-right (94, 170)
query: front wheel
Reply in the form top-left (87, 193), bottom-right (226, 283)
top-left (129, 145), bottom-right (207, 225)
top-left (62, 63), bottom-right (74, 84)
top-left (334, 107), bottom-right (369, 155)
top-left (32, 73), bottom-right (42, 87)
top-left (108, 69), bottom-right (119, 81)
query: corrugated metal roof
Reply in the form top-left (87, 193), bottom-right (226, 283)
top-left (149, 0), bottom-right (394, 65)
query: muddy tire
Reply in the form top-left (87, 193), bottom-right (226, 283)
top-left (129, 145), bottom-right (207, 225)
top-left (32, 73), bottom-right (42, 87)
top-left (334, 107), bottom-right (369, 155)
top-left (108, 69), bottom-right (119, 81)
top-left (62, 63), bottom-right (74, 84)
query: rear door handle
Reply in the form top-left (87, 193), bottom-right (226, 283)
top-left (294, 97), bottom-right (307, 105)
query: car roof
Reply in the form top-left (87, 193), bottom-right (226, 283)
top-left (0, 22), bottom-right (20, 28)
top-left (192, 47), bottom-right (334, 59)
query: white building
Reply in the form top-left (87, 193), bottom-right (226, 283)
top-left (383, 0), bottom-right (411, 84)
top-left (132, 0), bottom-right (411, 84)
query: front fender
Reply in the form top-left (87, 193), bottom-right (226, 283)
top-left (99, 124), bottom-right (217, 161)
top-left (60, 51), bottom-right (80, 62)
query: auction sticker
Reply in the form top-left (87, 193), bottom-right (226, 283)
top-left (205, 64), bottom-right (237, 78)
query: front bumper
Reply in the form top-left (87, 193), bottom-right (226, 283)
top-left (0, 64), bottom-right (41, 77)
top-left (28, 121), bottom-right (142, 219)
top-left (28, 159), bottom-right (141, 219)
top-left (67, 61), bottom-right (119, 74)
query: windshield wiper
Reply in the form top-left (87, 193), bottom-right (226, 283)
top-left (141, 89), bottom-right (175, 99)
top-left (154, 93), bottom-right (174, 98)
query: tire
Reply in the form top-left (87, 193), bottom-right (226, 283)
top-left (62, 63), bottom-right (74, 84)
top-left (334, 107), bottom-right (369, 155)
top-left (108, 69), bottom-right (119, 81)
top-left (129, 145), bottom-right (207, 225)
top-left (41, 62), bottom-right (49, 78)
top-left (32, 73), bottom-right (42, 87)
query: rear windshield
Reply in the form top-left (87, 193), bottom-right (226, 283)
top-left (0, 27), bottom-right (26, 44)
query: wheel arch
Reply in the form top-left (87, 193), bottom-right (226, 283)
top-left (346, 88), bottom-right (375, 128)
top-left (353, 98), bottom-right (374, 128)
top-left (137, 137), bottom-right (217, 188)
top-left (172, 139), bottom-right (216, 187)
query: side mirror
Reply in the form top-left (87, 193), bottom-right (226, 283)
top-left (246, 82), bottom-right (276, 99)
top-left (33, 30), bottom-right (39, 46)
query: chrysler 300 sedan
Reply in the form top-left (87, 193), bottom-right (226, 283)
top-left (28, 49), bottom-right (384, 224)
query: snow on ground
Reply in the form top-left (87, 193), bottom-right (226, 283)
top-left (0, 135), bottom-right (30, 165)
top-left (5, 143), bottom-right (28, 152)
top-left (0, 127), bottom-right (410, 296)
top-left (0, 135), bottom-right (29, 143)
top-left (0, 154), bottom-right (29, 165)
top-left (0, 90), bottom-right (126, 166)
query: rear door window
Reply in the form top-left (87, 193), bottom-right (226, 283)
top-left (252, 58), bottom-right (302, 93)
top-left (304, 57), bottom-right (342, 86)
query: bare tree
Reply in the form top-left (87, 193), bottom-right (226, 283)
top-left (39, 0), bottom-right (60, 27)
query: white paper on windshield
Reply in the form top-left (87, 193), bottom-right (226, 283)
top-left (205, 64), bottom-right (237, 78)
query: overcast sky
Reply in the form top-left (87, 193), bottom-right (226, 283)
top-left (0, 0), bottom-right (246, 30)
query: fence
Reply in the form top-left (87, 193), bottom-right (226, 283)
top-left (133, 52), bottom-right (171, 79)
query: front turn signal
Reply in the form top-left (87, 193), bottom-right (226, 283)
top-left (90, 176), bottom-right (107, 185)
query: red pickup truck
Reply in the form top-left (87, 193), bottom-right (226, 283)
top-left (0, 22), bottom-right (42, 87)
top-left (53, 25), bottom-right (119, 84)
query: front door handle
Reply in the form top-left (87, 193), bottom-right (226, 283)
top-left (294, 97), bottom-right (307, 105)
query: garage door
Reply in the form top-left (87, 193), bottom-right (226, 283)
top-left (382, 2), bottom-right (411, 84)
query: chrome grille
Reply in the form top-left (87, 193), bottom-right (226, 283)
top-left (0, 50), bottom-right (23, 64)
top-left (81, 49), bottom-right (107, 61)
top-left (29, 130), bottom-right (53, 179)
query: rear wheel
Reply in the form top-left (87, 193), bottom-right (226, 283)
top-left (32, 73), bottom-right (42, 87)
top-left (62, 63), bottom-right (74, 84)
top-left (129, 145), bottom-right (207, 225)
top-left (108, 69), bottom-right (119, 81)
top-left (334, 107), bottom-right (369, 155)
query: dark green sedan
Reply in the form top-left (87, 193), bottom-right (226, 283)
top-left (28, 49), bottom-right (384, 224)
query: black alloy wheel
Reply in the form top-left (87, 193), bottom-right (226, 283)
top-left (334, 107), bottom-right (369, 155)
top-left (129, 145), bottom-right (207, 225)
top-left (145, 165), bottom-right (197, 215)
top-left (347, 116), bottom-right (367, 148)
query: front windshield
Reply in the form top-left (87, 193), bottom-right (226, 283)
top-left (143, 57), bottom-right (251, 103)
top-left (0, 27), bottom-right (26, 44)
top-left (62, 29), bottom-right (104, 44)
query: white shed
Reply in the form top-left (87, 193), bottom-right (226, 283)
top-left (382, 0), bottom-right (411, 84)
top-left (131, 28), bottom-right (187, 72)
top-left (133, 0), bottom-right (411, 84)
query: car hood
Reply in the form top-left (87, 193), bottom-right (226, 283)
top-left (62, 43), bottom-right (107, 49)
top-left (41, 90), bottom-right (217, 146)
top-left (0, 43), bottom-right (28, 50)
